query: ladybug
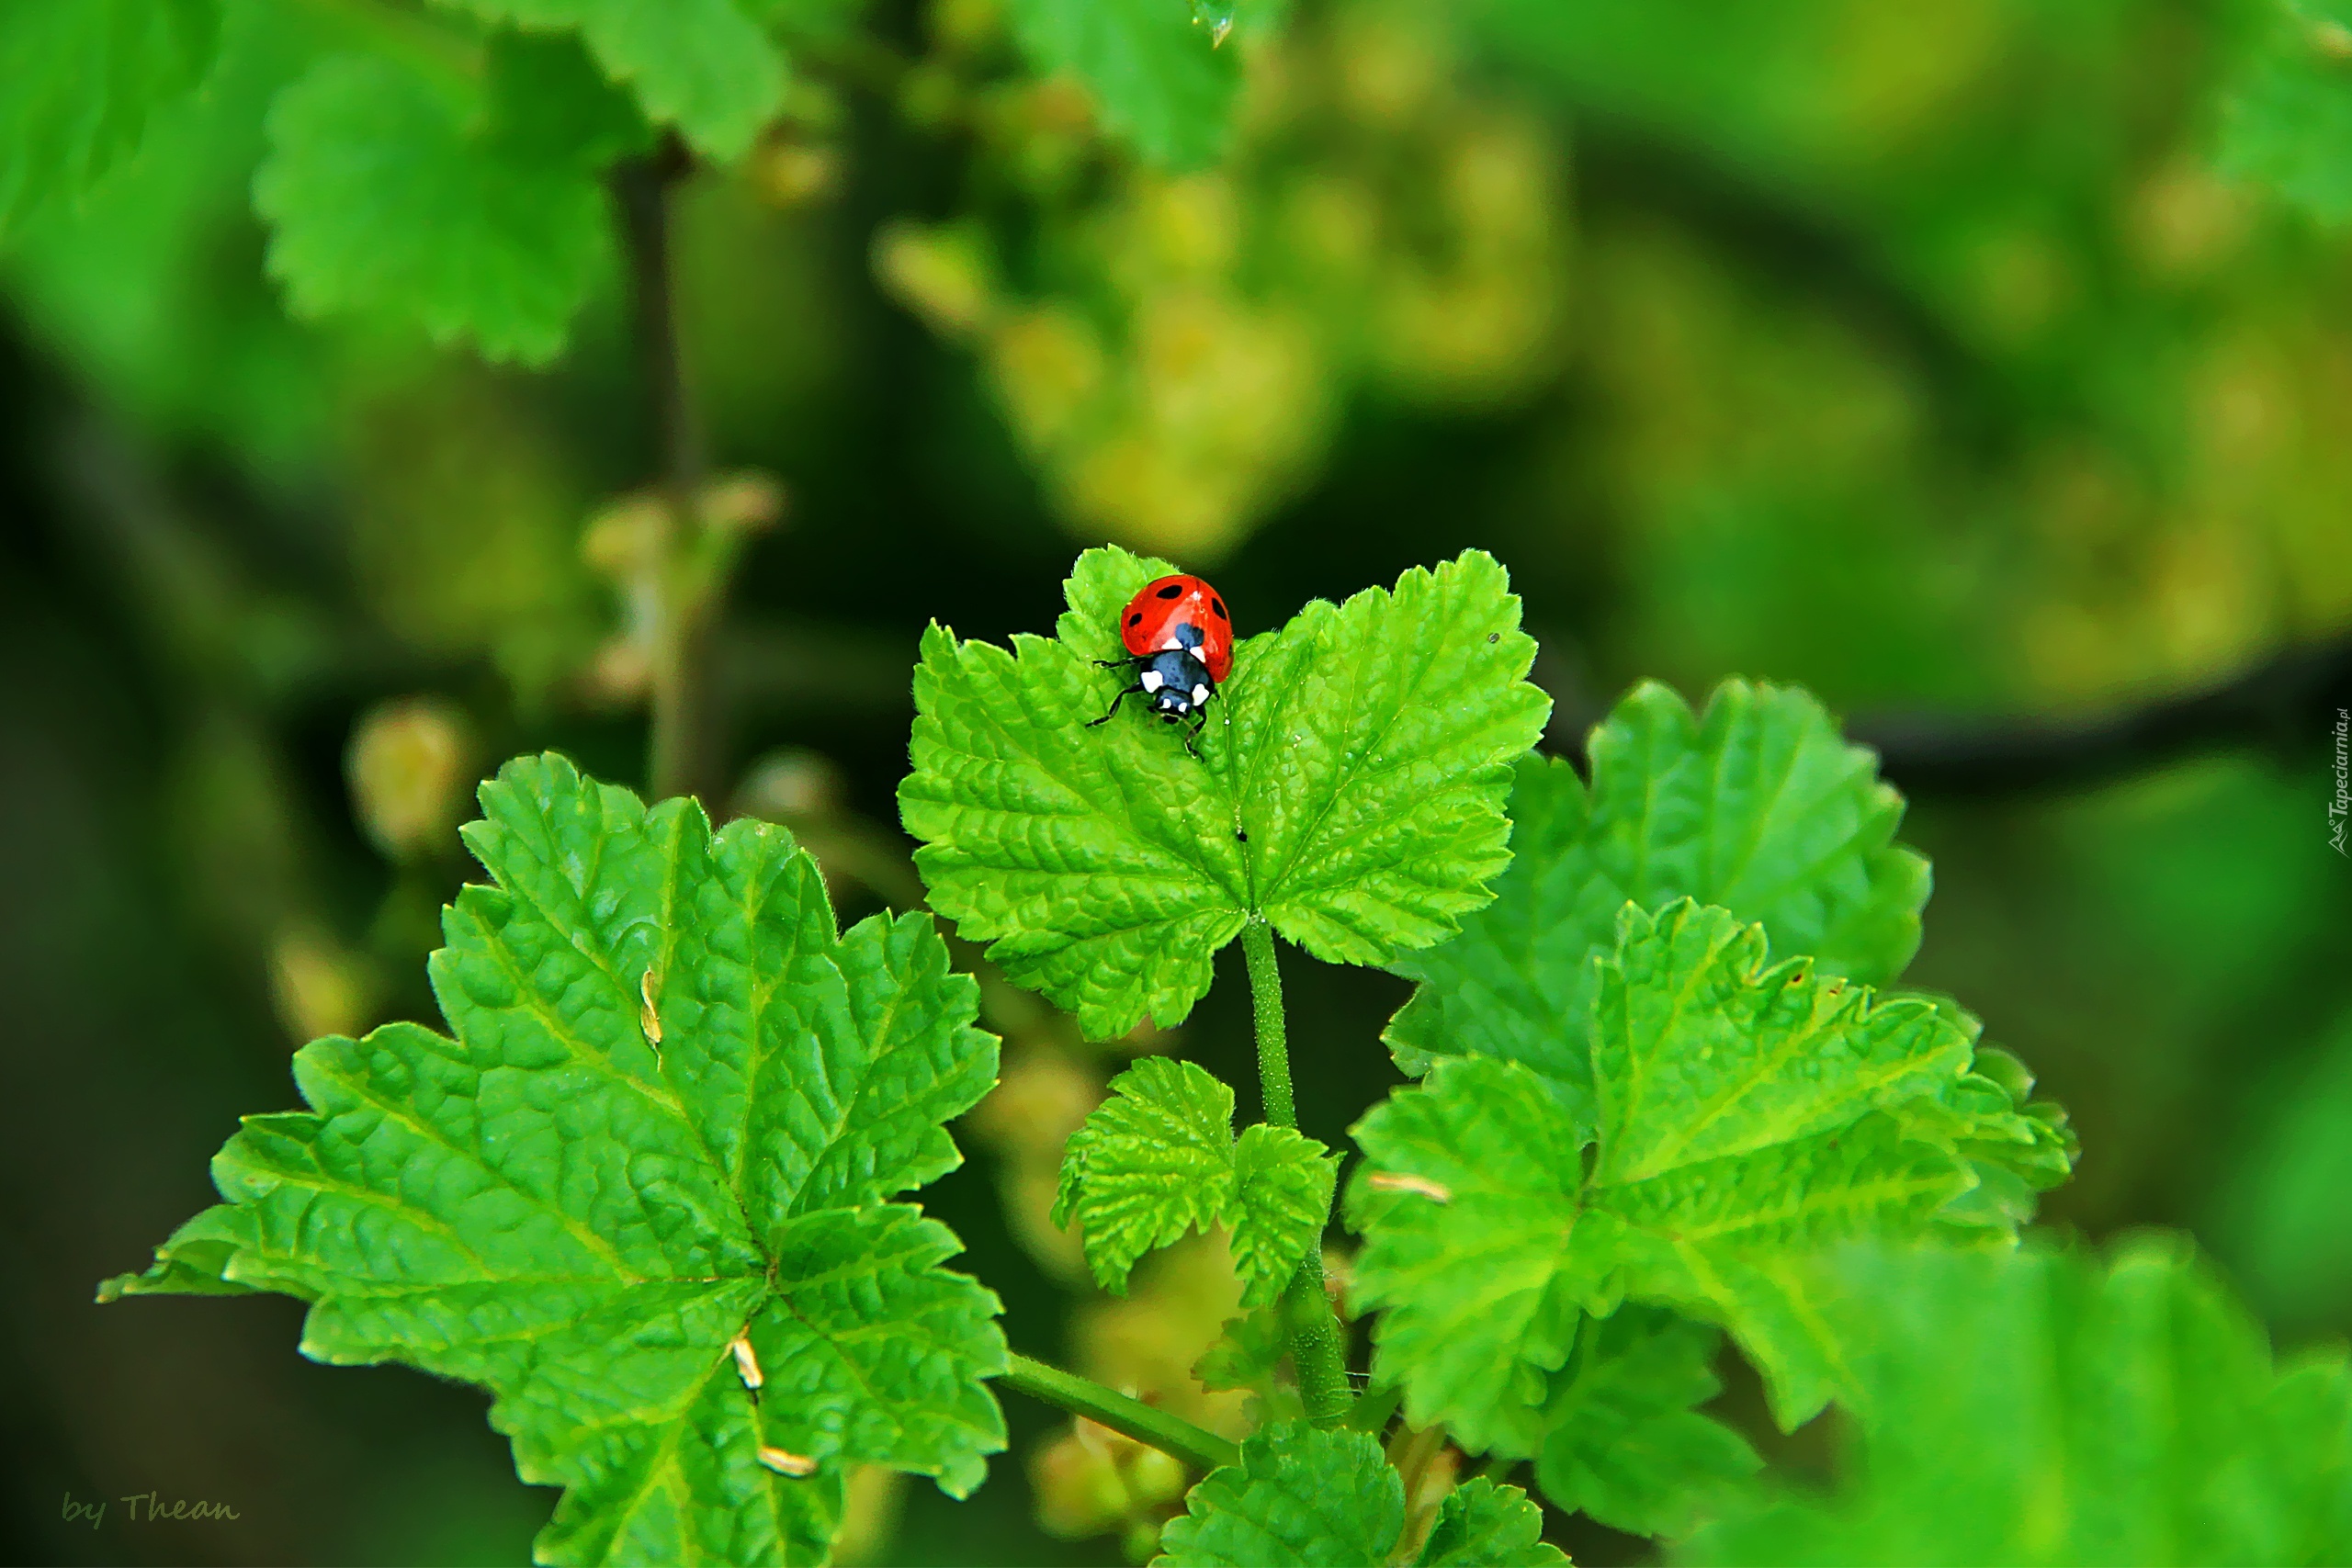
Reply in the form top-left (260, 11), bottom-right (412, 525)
top-left (1088, 573), bottom-right (1235, 752)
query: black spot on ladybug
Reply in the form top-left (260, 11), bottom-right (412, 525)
top-left (1212, 598), bottom-right (1227, 619)
top-left (1127, 612), bottom-right (1142, 626)
top-left (1157, 582), bottom-right (1184, 599)
top-left (1487, 632), bottom-right (1498, 643)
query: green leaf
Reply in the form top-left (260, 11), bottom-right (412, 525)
top-left (1386, 680), bottom-right (1929, 1085)
top-left (0, 0), bottom-right (220, 238)
top-left (2220, 6), bottom-right (2352, 226)
top-left (1351, 899), bottom-right (2061, 1450)
top-left (1054, 1055), bottom-right (1238, 1285)
top-left (435, 0), bottom-right (786, 160)
top-left (1154, 1422), bottom-right (1566, 1567)
top-left (900, 547), bottom-right (1552, 1040)
top-left (254, 51), bottom-right (618, 364)
top-left (1004, 0), bottom-right (1240, 169)
top-left (1229, 1124), bottom-right (1337, 1307)
top-left (1417, 1477), bottom-right (1573, 1567)
top-left (1052, 1055), bottom-right (1336, 1307)
top-left (102, 753), bottom-right (1007, 1567)
top-left (1193, 1306), bottom-right (1288, 1393)
top-left (1534, 1307), bottom-right (1758, 1540)
top-left (1155, 1424), bottom-right (1398, 1567)
top-left (1683, 1237), bottom-right (2352, 1567)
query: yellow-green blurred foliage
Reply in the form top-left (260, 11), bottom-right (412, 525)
top-left (345, 366), bottom-right (603, 714)
top-left (880, 0), bottom-right (1567, 561)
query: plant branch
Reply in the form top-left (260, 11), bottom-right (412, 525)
top-left (614, 132), bottom-right (719, 804)
top-left (1533, 634), bottom-right (2352, 800)
top-left (1239, 919), bottom-right (1354, 1430)
top-left (999, 1354), bottom-right (1239, 1473)
top-left (1847, 635), bottom-right (2352, 798)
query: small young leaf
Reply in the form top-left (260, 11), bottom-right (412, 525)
top-left (1386, 680), bottom-right (1928, 1084)
top-left (1685, 1237), bottom-right (2352, 1567)
top-left (1228, 1123), bottom-right (1338, 1306)
top-left (1153, 1421), bottom-right (1567, 1567)
top-left (102, 754), bottom-right (1006, 1567)
top-left (901, 546), bottom-right (1551, 1040)
top-left (434, 0), bottom-right (786, 160)
top-left (1417, 1476), bottom-right (1573, 1567)
top-left (1052, 1055), bottom-right (1336, 1306)
top-left (1351, 899), bottom-right (2064, 1449)
top-left (0, 0), bottom-right (220, 238)
top-left (1193, 1306), bottom-right (1288, 1393)
top-left (1154, 1423), bottom-right (1400, 1567)
top-left (1003, 0), bottom-right (1240, 169)
top-left (255, 53), bottom-right (616, 364)
top-left (1534, 1308), bottom-right (1758, 1540)
top-left (1053, 1055), bottom-right (1240, 1286)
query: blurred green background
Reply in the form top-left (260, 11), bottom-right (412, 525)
top-left (6, 0), bottom-right (2351, 1562)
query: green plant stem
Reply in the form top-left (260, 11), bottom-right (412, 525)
top-left (1239, 919), bottom-right (1353, 1430)
top-left (1241, 917), bottom-right (1296, 1126)
top-left (1000, 1354), bottom-right (1239, 1473)
top-left (616, 133), bottom-right (717, 804)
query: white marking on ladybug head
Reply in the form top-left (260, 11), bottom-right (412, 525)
top-left (1192, 684), bottom-right (1210, 704)
top-left (1140, 670), bottom-right (1164, 692)
top-left (1163, 636), bottom-right (1183, 650)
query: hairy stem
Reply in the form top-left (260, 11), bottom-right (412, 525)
top-left (1000, 1354), bottom-right (1239, 1473)
top-left (615, 133), bottom-right (718, 804)
top-left (1239, 919), bottom-right (1353, 1429)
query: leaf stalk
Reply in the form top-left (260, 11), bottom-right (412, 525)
top-left (998, 1353), bottom-right (1239, 1473)
top-left (1239, 918), bottom-right (1354, 1430)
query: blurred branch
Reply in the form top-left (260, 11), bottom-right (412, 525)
top-left (1848, 636), bottom-right (2352, 799)
top-left (614, 132), bottom-right (720, 804)
top-left (1535, 635), bottom-right (2352, 798)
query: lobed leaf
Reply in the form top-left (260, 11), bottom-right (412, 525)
top-left (103, 753), bottom-right (1007, 1566)
top-left (901, 546), bottom-right (1551, 1040)
top-left (1386, 680), bottom-right (1928, 1085)
top-left (1350, 899), bottom-right (2066, 1456)
top-left (1153, 1422), bottom-right (1565, 1567)
top-left (255, 51), bottom-right (622, 365)
top-left (1418, 1477), bottom-right (1575, 1567)
top-left (1683, 1237), bottom-right (2352, 1567)
top-left (1003, 0), bottom-right (1240, 170)
top-left (1534, 1307), bottom-right (1759, 1540)
top-left (435, 0), bottom-right (786, 160)
top-left (1053, 1055), bottom-right (1336, 1306)
top-left (0, 0), bottom-right (220, 239)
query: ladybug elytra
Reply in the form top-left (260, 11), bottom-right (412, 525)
top-left (1087, 573), bottom-right (1234, 753)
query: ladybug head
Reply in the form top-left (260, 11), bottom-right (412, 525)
top-left (1137, 649), bottom-right (1213, 719)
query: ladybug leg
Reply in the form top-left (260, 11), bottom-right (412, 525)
top-left (1182, 708), bottom-right (1208, 760)
top-left (1086, 685), bottom-right (1137, 728)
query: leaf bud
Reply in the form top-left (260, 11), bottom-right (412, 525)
top-left (346, 696), bottom-right (473, 862)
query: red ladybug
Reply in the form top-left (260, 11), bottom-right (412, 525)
top-left (1088, 573), bottom-right (1234, 751)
